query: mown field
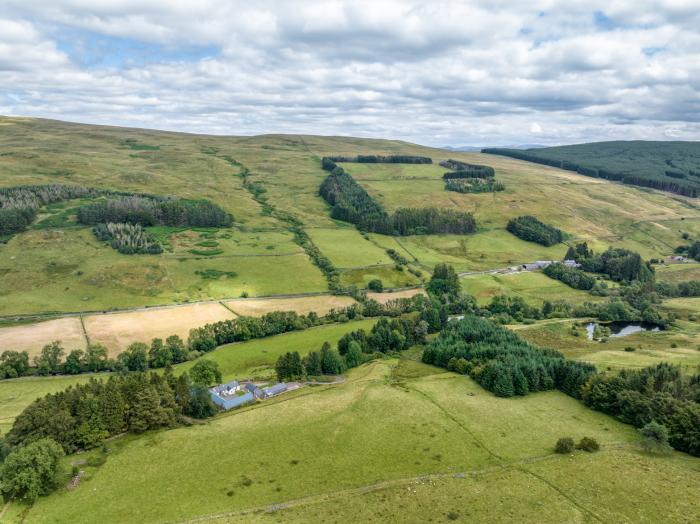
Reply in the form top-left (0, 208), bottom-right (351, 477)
top-left (0, 294), bottom-right (368, 358)
top-left (7, 358), bottom-right (700, 523)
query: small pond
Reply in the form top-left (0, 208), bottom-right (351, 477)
top-left (586, 321), bottom-right (661, 340)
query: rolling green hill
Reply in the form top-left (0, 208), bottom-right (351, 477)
top-left (4, 358), bottom-right (699, 523)
top-left (1, 117), bottom-right (699, 318)
top-left (483, 141), bottom-right (700, 197)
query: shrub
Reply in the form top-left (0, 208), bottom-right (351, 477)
top-left (367, 279), bottom-right (384, 292)
top-left (639, 421), bottom-right (672, 455)
top-left (555, 437), bottom-right (575, 454)
top-left (576, 437), bottom-right (600, 452)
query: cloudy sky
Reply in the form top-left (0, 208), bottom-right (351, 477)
top-left (1, 1), bottom-right (699, 146)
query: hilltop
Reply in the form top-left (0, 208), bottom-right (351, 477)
top-left (483, 141), bottom-right (700, 197)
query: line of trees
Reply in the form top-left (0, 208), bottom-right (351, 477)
top-left (440, 159), bottom-right (495, 178)
top-left (422, 315), bottom-right (596, 398)
top-left (93, 222), bottom-right (163, 254)
top-left (276, 312), bottom-right (437, 381)
top-left (506, 215), bottom-right (565, 246)
top-left (188, 294), bottom-right (439, 354)
top-left (0, 292), bottom-right (440, 382)
top-left (77, 195), bottom-right (232, 228)
top-left (0, 334), bottom-right (193, 380)
top-left (292, 227), bottom-right (341, 291)
top-left (320, 158), bottom-right (476, 235)
top-left (444, 178), bottom-right (505, 194)
top-left (655, 280), bottom-right (700, 298)
top-left (543, 262), bottom-right (596, 290)
top-left (0, 185), bottom-right (102, 236)
top-left (325, 155), bottom-right (432, 164)
top-left (582, 363), bottom-right (700, 456)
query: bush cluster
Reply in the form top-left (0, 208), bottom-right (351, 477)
top-left (93, 222), bottom-right (163, 254)
top-left (276, 314), bottom-right (435, 381)
top-left (543, 262), bottom-right (596, 290)
top-left (506, 215), bottom-right (564, 246)
top-left (325, 155), bottom-right (432, 164)
top-left (77, 195), bottom-right (232, 228)
top-left (0, 184), bottom-right (101, 236)
top-left (444, 178), bottom-right (505, 194)
top-left (3, 370), bottom-right (216, 458)
top-left (439, 159), bottom-right (495, 178)
top-left (566, 243), bottom-right (654, 283)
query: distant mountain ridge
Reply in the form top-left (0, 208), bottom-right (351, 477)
top-left (443, 144), bottom-right (546, 152)
top-left (482, 140), bottom-right (700, 198)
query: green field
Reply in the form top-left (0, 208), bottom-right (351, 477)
top-left (513, 318), bottom-right (700, 374)
top-left (662, 297), bottom-right (700, 319)
top-left (10, 358), bottom-right (700, 523)
top-left (0, 228), bottom-right (327, 315)
top-left (461, 271), bottom-right (602, 306)
top-left (655, 262), bottom-right (700, 282)
top-left (176, 318), bottom-right (377, 381)
top-left (305, 227), bottom-right (392, 268)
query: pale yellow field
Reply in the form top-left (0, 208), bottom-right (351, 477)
top-left (225, 294), bottom-right (357, 317)
top-left (83, 303), bottom-right (236, 356)
top-left (366, 288), bottom-right (427, 303)
top-left (0, 317), bottom-right (86, 358)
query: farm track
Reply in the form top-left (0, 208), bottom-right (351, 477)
top-left (178, 442), bottom-right (635, 523)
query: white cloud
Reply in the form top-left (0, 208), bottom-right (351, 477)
top-left (0, 1), bottom-right (699, 145)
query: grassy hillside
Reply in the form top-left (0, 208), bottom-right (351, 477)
top-left (483, 141), bottom-right (700, 197)
top-left (460, 271), bottom-right (605, 306)
top-left (2, 118), bottom-right (700, 318)
top-left (9, 358), bottom-right (700, 523)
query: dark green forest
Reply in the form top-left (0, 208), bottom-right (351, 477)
top-left (483, 141), bottom-right (700, 197)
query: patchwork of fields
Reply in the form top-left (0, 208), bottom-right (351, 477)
top-left (0, 294), bottom-right (367, 357)
top-left (2, 118), bottom-right (700, 523)
top-left (2, 117), bottom-right (699, 320)
top-left (8, 358), bottom-right (699, 523)
top-left (0, 319), bottom-right (377, 436)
